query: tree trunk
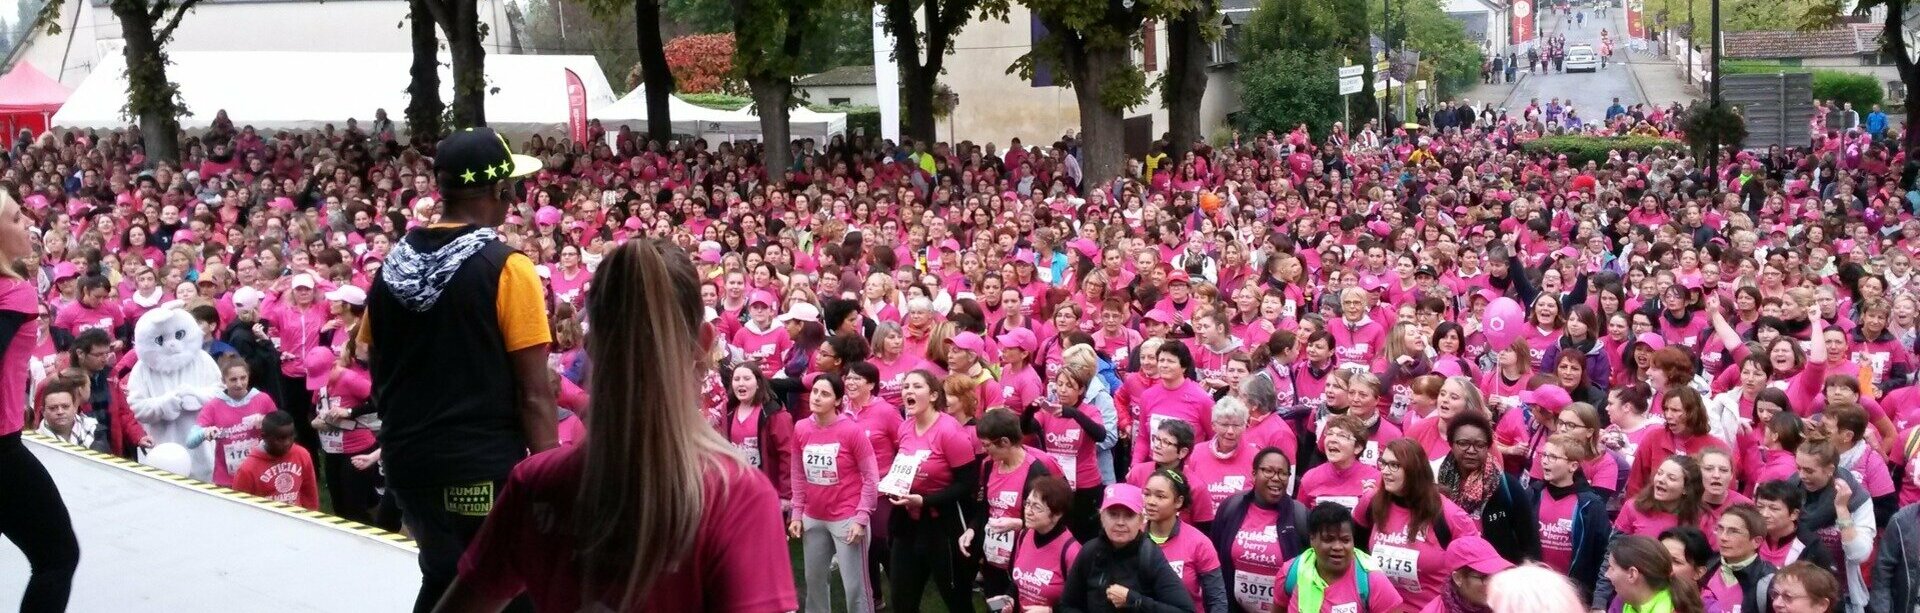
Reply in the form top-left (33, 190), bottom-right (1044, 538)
top-left (406, 0), bottom-right (444, 144)
top-left (1068, 44), bottom-right (1128, 190)
top-left (428, 0), bottom-right (488, 128)
top-left (112, 4), bottom-right (181, 163)
top-left (1164, 1), bottom-right (1212, 159)
top-left (885, 0), bottom-right (937, 144)
top-left (748, 75), bottom-right (793, 183)
top-left (635, 0), bottom-right (675, 144)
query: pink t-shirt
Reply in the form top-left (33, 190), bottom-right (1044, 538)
top-left (1841, 441), bottom-right (1897, 497)
top-left (456, 446), bottom-right (798, 612)
top-left (318, 366), bottom-right (377, 455)
top-left (851, 397), bottom-right (902, 475)
top-left (1536, 488), bottom-right (1582, 574)
top-left (1227, 502), bottom-right (1294, 612)
top-left (546, 266), bottom-right (590, 307)
top-left (197, 390), bottom-right (277, 487)
top-left (1354, 494), bottom-right (1481, 613)
top-left (0, 279), bottom-right (37, 436)
top-left (790, 411), bottom-right (879, 523)
top-left (730, 324), bottom-right (791, 375)
top-left (870, 354), bottom-right (927, 407)
top-left (1613, 502), bottom-right (1709, 538)
top-left (1033, 405), bottom-right (1103, 490)
top-left (983, 448), bottom-right (1062, 568)
top-left (1132, 379), bottom-right (1216, 463)
top-left (1012, 529), bottom-right (1080, 609)
top-left (892, 412), bottom-right (978, 507)
top-left (1298, 460), bottom-right (1380, 511)
top-left (53, 300), bottom-right (122, 338)
top-left (1277, 558), bottom-right (1404, 613)
top-left (727, 404), bottom-right (794, 500)
top-left (1153, 521), bottom-right (1222, 607)
top-left (1245, 412), bottom-right (1299, 464)
top-left (1187, 440), bottom-right (1257, 511)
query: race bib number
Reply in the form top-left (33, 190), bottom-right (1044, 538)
top-left (223, 439), bottom-right (257, 475)
top-left (1359, 441), bottom-right (1381, 466)
top-left (1332, 603), bottom-right (1359, 613)
top-left (737, 438), bottom-right (762, 468)
top-left (879, 450), bottom-right (928, 497)
top-left (984, 528), bottom-right (1015, 566)
top-left (1234, 572), bottom-right (1277, 613)
top-left (1374, 543), bottom-right (1421, 589)
top-left (803, 443), bottom-right (841, 486)
top-left (318, 429), bottom-right (345, 454)
top-left (1051, 453), bottom-right (1079, 489)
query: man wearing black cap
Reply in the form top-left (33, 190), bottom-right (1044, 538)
top-left (360, 127), bottom-right (556, 612)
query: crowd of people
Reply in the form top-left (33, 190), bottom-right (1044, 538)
top-left (1, 91), bottom-right (1919, 613)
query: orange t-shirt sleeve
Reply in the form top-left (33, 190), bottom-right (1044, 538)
top-left (496, 253), bottom-right (552, 352)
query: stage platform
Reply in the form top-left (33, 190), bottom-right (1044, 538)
top-left (0, 433), bottom-right (420, 611)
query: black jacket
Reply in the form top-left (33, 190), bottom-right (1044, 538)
top-left (1207, 490), bottom-right (1308, 613)
top-left (1442, 461), bottom-right (1539, 564)
top-left (1059, 534), bottom-right (1197, 613)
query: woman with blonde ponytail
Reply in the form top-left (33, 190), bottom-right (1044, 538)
top-left (0, 189), bottom-right (81, 612)
top-left (436, 239), bottom-right (797, 612)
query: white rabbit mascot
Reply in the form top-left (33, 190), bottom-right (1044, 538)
top-left (126, 302), bottom-right (224, 481)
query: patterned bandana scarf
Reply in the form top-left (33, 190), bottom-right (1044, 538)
top-left (1437, 455), bottom-right (1499, 517)
top-left (382, 227), bottom-right (499, 312)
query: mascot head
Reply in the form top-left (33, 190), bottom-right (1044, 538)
top-left (134, 301), bottom-right (206, 374)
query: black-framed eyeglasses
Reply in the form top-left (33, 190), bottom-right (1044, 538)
top-left (1451, 439), bottom-right (1490, 450)
top-left (1557, 420), bottom-right (1587, 431)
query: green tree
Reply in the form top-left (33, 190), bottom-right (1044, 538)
top-left (1237, 49), bottom-right (1345, 137)
top-left (1162, 0), bottom-right (1220, 160)
top-left (574, 0), bottom-right (677, 143)
top-left (1370, 0), bottom-right (1480, 103)
top-left (731, 0), bottom-right (842, 181)
top-left (407, 0), bottom-right (446, 143)
top-left (1644, 0), bottom-right (1811, 45)
top-left (881, 0), bottom-right (1009, 145)
top-left (523, 0), bottom-right (639, 81)
top-left (1011, 0), bottom-right (1191, 188)
top-left (36, 0), bottom-right (204, 162)
top-left (1243, 0), bottom-right (1372, 124)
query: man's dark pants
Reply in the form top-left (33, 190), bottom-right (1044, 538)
top-left (393, 481), bottom-right (530, 613)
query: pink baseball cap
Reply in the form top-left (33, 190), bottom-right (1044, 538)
top-left (748, 290), bottom-right (777, 308)
top-left (1166, 271), bottom-right (1191, 286)
top-left (1518, 385), bottom-right (1572, 412)
top-left (302, 346), bottom-right (337, 391)
top-left (1635, 332), bottom-right (1666, 351)
top-left (948, 331), bottom-right (987, 356)
top-left (1444, 536), bottom-right (1515, 576)
top-left (996, 328), bottom-right (1037, 353)
top-left (1010, 249), bottom-right (1036, 266)
top-left (172, 229), bottom-right (197, 244)
top-left (940, 238), bottom-right (963, 252)
top-left (1143, 309), bottom-right (1176, 325)
top-left (1068, 238), bottom-right (1100, 259)
top-left (52, 262), bottom-right (79, 282)
top-left (1101, 483), bottom-right (1145, 515)
top-left (623, 216), bottom-right (644, 230)
top-left (535, 206), bottom-right (562, 227)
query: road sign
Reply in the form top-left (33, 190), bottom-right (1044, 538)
top-left (1339, 76), bottom-right (1364, 95)
top-left (1338, 65), bottom-right (1364, 78)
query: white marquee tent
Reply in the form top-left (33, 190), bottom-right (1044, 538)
top-left (594, 88), bottom-right (848, 141)
top-left (52, 51), bottom-right (617, 135)
top-left (594, 88), bottom-right (760, 136)
top-left (720, 104), bottom-right (848, 140)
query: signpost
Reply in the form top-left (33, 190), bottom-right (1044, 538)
top-left (1337, 64), bottom-right (1364, 126)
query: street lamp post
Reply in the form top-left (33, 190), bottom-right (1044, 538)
top-left (1709, 0), bottom-right (1722, 190)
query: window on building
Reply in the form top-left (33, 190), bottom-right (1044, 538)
top-left (1143, 20), bottom-right (1158, 72)
top-left (829, 97), bottom-right (850, 106)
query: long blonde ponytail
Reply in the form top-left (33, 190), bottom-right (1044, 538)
top-left (574, 238), bottom-right (739, 606)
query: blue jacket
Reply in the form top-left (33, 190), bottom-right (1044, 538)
top-left (1866, 111), bottom-right (1888, 136)
top-left (1532, 481), bottom-right (1612, 602)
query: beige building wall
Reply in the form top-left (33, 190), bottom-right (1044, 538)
top-left (941, 5), bottom-right (1183, 148)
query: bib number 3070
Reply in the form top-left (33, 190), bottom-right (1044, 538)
top-left (1234, 572), bottom-right (1276, 612)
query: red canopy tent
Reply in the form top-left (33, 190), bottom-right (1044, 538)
top-left (0, 63), bottom-right (72, 147)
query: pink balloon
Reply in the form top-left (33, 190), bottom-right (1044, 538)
top-left (1482, 297), bottom-right (1525, 350)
